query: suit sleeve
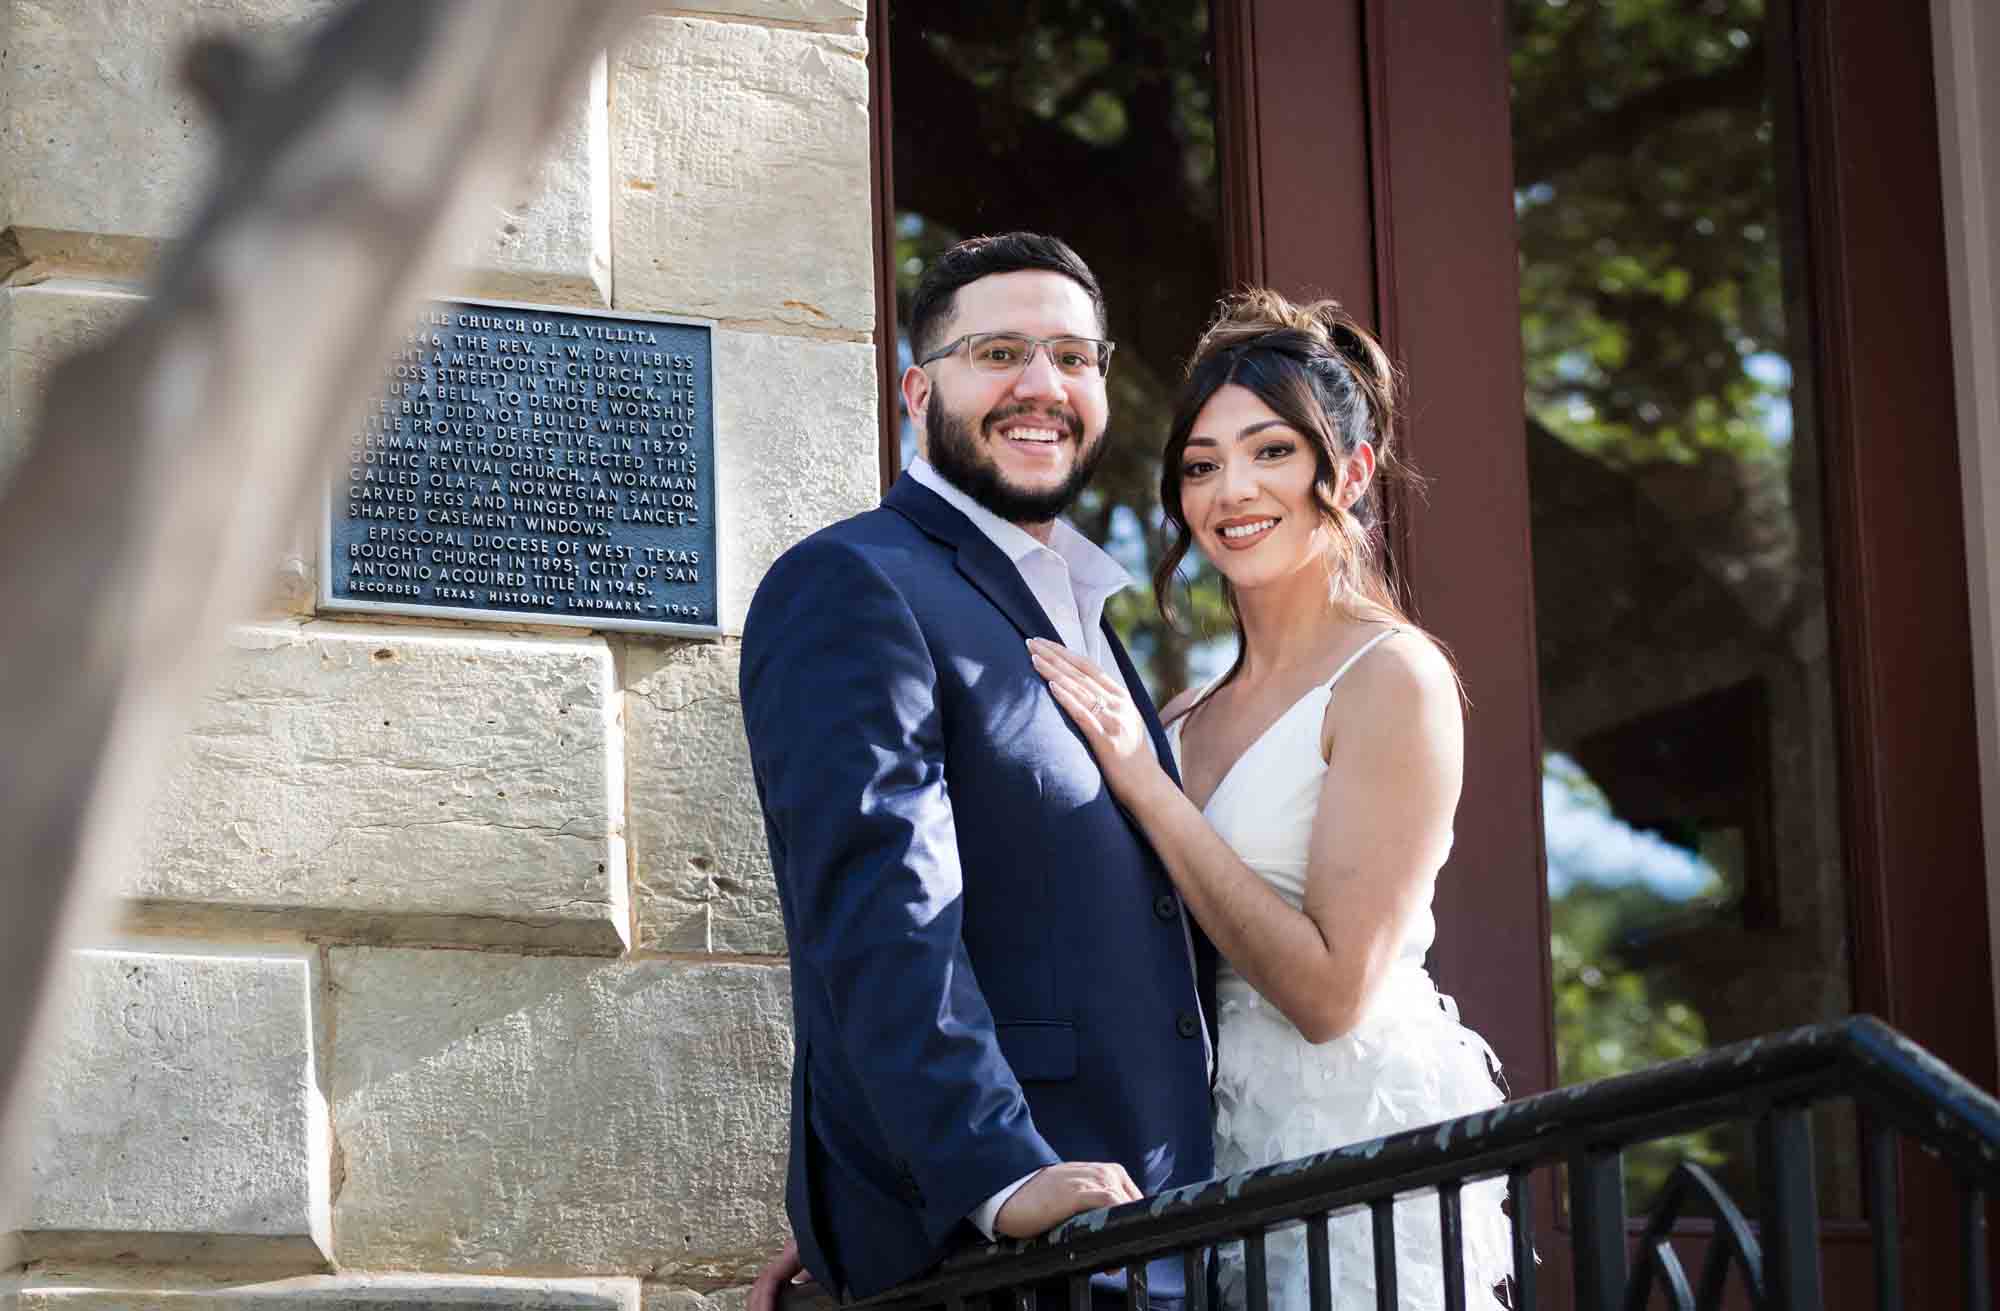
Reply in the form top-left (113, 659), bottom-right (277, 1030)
top-left (740, 538), bottom-right (1061, 1245)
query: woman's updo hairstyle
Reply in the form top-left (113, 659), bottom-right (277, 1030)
top-left (1155, 288), bottom-right (1426, 660)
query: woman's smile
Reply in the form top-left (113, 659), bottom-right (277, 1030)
top-left (1215, 515), bottom-right (1281, 548)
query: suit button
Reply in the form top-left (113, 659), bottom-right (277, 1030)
top-left (1154, 894), bottom-right (1178, 921)
top-left (1177, 1011), bottom-right (1199, 1039)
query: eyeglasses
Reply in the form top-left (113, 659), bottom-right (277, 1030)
top-left (917, 332), bottom-right (1116, 379)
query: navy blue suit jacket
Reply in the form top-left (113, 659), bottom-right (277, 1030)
top-left (740, 476), bottom-right (1218, 1299)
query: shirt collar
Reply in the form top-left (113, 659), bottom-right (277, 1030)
top-left (906, 458), bottom-right (1132, 593)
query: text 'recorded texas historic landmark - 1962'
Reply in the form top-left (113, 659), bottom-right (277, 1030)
top-left (322, 299), bottom-right (719, 637)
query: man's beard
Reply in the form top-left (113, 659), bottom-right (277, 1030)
top-left (925, 398), bottom-right (1107, 525)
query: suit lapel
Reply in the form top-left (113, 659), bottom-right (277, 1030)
top-left (1103, 619), bottom-right (1215, 1073)
top-left (1102, 618), bottom-right (1182, 788)
top-left (884, 477), bottom-right (1062, 644)
top-left (886, 478), bottom-right (1182, 788)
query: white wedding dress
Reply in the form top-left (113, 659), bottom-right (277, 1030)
top-left (1169, 631), bottom-right (1513, 1310)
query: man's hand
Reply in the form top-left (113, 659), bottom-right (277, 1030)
top-left (747, 1237), bottom-right (808, 1311)
top-left (993, 1162), bottom-right (1142, 1239)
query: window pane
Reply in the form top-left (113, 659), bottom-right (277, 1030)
top-left (887, 1), bottom-right (1225, 693)
top-left (1508, 0), bottom-right (1859, 1216)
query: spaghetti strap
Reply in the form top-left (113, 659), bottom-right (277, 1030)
top-left (1325, 626), bottom-right (1404, 691)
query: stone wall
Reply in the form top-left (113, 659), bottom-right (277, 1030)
top-left (2, 2), bottom-right (875, 1307)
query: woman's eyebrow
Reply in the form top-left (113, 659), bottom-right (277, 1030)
top-left (1186, 419), bottom-right (1291, 450)
top-left (1234, 419), bottom-right (1290, 441)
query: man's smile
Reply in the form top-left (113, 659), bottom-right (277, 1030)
top-left (997, 425), bottom-right (1063, 444)
top-left (986, 409), bottom-right (1083, 465)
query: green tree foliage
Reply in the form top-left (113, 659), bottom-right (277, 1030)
top-left (1513, 0), bottom-right (1793, 470)
top-left (1552, 878), bottom-right (1729, 1204)
top-left (1546, 754), bottom-right (1732, 1206)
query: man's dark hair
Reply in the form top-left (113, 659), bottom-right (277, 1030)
top-left (905, 232), bottom-right (1107, 360)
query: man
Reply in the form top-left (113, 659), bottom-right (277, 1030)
top-left (739, 233), bottom-right (1216, 1306)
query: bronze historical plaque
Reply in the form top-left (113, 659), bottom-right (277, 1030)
top-left (322, 298), bottom-right (718, 636)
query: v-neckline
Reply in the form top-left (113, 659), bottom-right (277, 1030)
top-left (1174, 681), bottom-right (1330, 815)
top-left (1171, 627), bottom-right (1405, 814)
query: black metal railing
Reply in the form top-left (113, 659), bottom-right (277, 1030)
top-left (790, 1016), bottom-right (1999, 1311)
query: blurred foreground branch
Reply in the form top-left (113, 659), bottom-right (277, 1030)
top-left (0, 0), bottom-right (648, 1232)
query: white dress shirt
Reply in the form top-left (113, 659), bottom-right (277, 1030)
top-left (906, 458), bottom-right (1131, 672)
top-left (906, 457), bottom-right (1133, 1239)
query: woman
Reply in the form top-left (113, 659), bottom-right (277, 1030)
top-left (1029, 289), bottom-right (1512, 1310)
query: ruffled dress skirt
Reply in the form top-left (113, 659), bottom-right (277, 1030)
top-left (1212, 964), bottom-right (1514, 1311)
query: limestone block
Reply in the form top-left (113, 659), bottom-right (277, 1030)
top-left (712, 330), bottom-right (878, 632)
top-left (627, 641), bottom-right (778, 953)
top-left (0, 280), bottom-right (322, 614)
top-left (448, 54), bottom-right (608, 302)
top-left (4, 1), bottom-right (343, 241)
top-left (1, 0), bottom-right (15, 227)
top-left (131, 622), bottom-right (626, 953)
top-left (641, 1287), bottom-right (746, 1311)
top-left (0, 286), bottom-right (12, 490)
top-left (330, 951), bottom-right (791, 1277)
top-left (6, 0), bottom-right (597, 291)
top-left (612, 19), bottom-right (871, 331)
top-left (23, 948), bottom-right (329, 1265)
top-left (7, 1275), bottom-right (641, 1310)
top-left (660, 1), bottom-right (862, 23)
top-left (264, 518), bottom-right (317, 619)
top-left (0, 282), bottom-right (140, 480)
